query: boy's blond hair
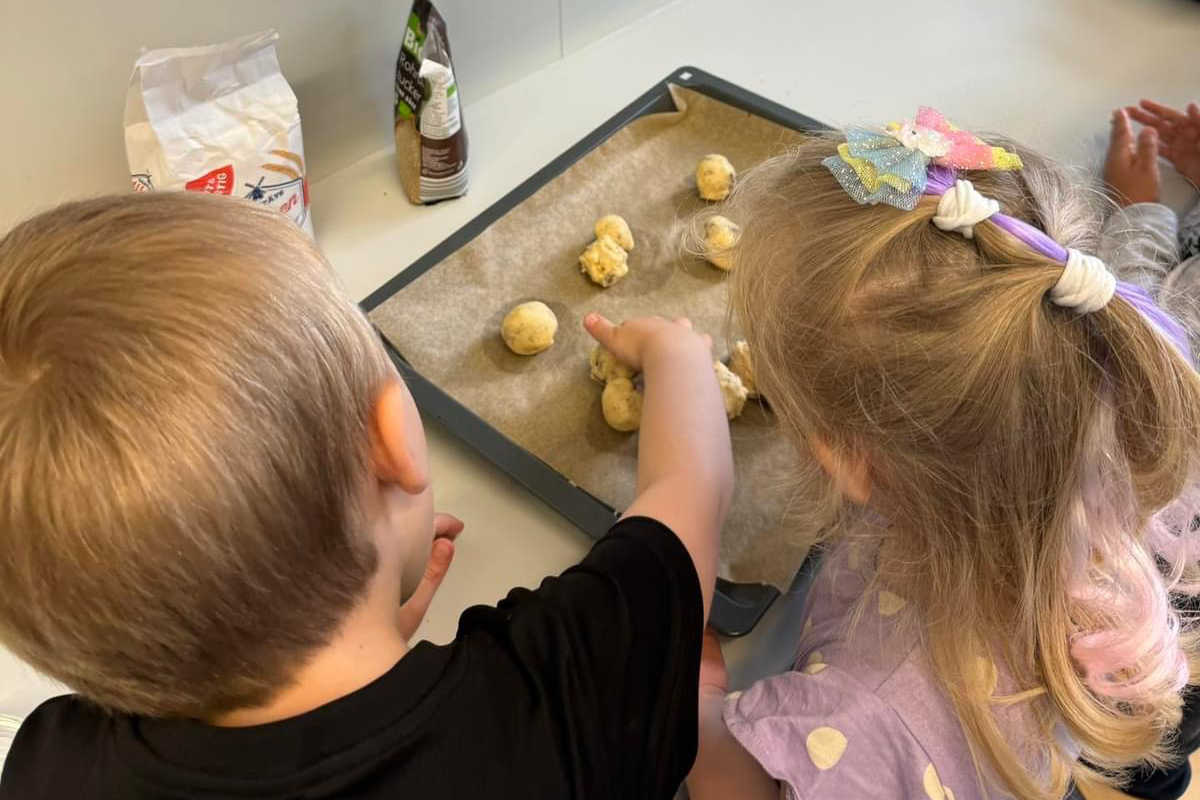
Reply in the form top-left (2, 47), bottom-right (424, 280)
top-left (0, 193), bottom-right (392, 717)
top-left (719, 136), bottom-right (1200, 798)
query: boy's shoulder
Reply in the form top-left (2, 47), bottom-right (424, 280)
top-left (1, 517), bottom-right (703, 800)
top-left (7, 693), bottom-right (109, 749)
top-left (1, 695), bottom-right (113, 797)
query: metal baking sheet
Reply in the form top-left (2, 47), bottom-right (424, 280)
top-left (364, 68), bottom-right (828, 635)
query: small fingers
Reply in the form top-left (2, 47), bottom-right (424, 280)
top-left (1136, 126), bottom-right (1159, 164)
top-left (396, 538), bottom-right (456, 639)
top-left (672, 316), bottom-right (693, 329)
top-left (1111, 108), bottom-right (1134, 151)
top-left (426, 538), bottom-right (455, 581)
top-left (1128, 106), bottom-right (1174, 142)
top-left (434, 512), bottom-right (464, 541)
top-left (1127, 105), bottom-right (1161, 128)
top-left (583, 312), bottom-right (619, 347)
top-left (1188, 102), bottom-right (1200, 127)
top-left (1140, 99), bottom-right (1188, 124)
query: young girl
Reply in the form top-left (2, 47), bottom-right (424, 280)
top-left (687, 105), bottom-right (1200, 800)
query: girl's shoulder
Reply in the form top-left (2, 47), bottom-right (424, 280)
top-left (723, 540), bottom-right (1030, 800)
top-left (724, 656), bottom-right (977, 800)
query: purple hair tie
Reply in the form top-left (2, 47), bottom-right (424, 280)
top-left (923, 164), bottom-right (1192, 361)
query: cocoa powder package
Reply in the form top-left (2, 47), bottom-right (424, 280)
top-left (394, 0), bottom-right (469, 204)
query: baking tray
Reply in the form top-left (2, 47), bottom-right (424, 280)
top-left (362, 67), bottom-right (828, 636)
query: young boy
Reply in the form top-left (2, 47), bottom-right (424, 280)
top-left (0, 192), bottom-right (733, 798)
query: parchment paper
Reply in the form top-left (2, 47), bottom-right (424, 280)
top-left (370, 86), bottom-right (810, 587)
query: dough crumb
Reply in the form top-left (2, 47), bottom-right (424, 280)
top-left (696, 154), bottom-right (736, 201)
top-left (590, 344), bottom-right (635, 384)
top-left (602, 377), bottom-right (643, 431)
top-left (579, 236), bottom-right (630, 288)
top-left (704, 215), bottom-right (741, 271)
top-left (500, 301), bottom-right (557, 355)
top-left (729, 340), bottom-right (758, 398)
top-left (594, 214), bottom-right (634, 251)
top-left (714, 360), bottom-right (748, 420)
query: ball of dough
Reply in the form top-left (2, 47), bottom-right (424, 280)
top-left (590, 344), bottom-right (635, 384)
top-left (594, 214), bottom-right (634, 251)
top-left (703, 215), bottom-right (741, 271)
top-left (501, 301), bottom-right (557, 355)
top-left (579, 236), bottom-right (629, 288)
top-left (729, 339), bottom-right (758, 398)
top-left (713, 360), bottom-right (748, 420)
top-left (602, 377), bottom-right (643, 432)
top-left (696, 154), bottom-right (736, 201)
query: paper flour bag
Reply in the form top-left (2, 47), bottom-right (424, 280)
top-left (124, 29), bottom-right (313, 235)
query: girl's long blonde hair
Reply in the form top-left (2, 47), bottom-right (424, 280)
top-left (722, 134), bottom-right (1200, 797)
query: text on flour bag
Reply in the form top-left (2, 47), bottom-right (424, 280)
top-left (124, 29), bottom-right (314, 235)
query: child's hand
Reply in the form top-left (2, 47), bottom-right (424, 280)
top-left (586, 312), bottom-right (730, 620)
top-left (583, 312), bottom-right (712, 371)
top-left (1128, 99), bottom-right (1200, 188)
top-left (1104, 108), bottom-right (1160, 206)
top-left (396, 512), bottom-right (464, 641)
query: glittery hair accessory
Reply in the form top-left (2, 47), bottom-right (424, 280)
top-left (822, 112), bottom-right (1193, 350)
top-left (822, 106), bottom-right (1022, 211)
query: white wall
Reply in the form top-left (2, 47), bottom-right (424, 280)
top-left (0, 0), bottom-right (674, 231)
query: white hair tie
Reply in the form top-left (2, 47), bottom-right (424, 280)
top-left (932, 179), bottom-right (999, 239)
top-left (1051, 249), bottom-right (1116, 314)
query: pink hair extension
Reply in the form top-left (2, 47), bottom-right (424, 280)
top-left (1146, 481), bottom-right (1200, 582)
top-left (1066, 404), bottom-right (1197, 702)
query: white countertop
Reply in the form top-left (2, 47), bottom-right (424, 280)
top-left (4, 0), bottom-right (1198, 718)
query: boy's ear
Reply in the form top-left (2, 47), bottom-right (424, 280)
top-left (810, 436), bottom-right (871, 505)
top-left (370, 379), bottom-right (429, 495)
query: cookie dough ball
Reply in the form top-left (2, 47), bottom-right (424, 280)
top-left (595, 214), bottom-right (634, 251)
top-left (703, 215), bottom-right (741, 271)
top-left (501, 301), bottom-right (557, 355)
top-left (713, 360), bottom-right (748, 420)
top-left (696, 154), bottom-right (736, 201)
top-left (579, 236), bottom-right (629, 288)
top-left (590, 344), bottom-right (635, 384)
top-left (602, 377), bottom-right (643, 432)
top-left (729, 339), bottom-right (758, 398)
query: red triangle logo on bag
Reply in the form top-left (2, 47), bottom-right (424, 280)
top-left (184, 165), bottom-right (234, 195)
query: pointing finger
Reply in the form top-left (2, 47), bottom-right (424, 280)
top-left (584, 312), bottom-right (619, 347)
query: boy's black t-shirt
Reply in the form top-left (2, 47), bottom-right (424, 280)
top-left (0, 516), bottom-right (702, 799)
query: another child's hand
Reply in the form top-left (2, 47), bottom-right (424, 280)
top-left (1128, 99), bottom-right (1200, 188)
top-left (1104, 108), bottom-right (1160, 206)
top-left (583, 312), bottom-right (712, 371)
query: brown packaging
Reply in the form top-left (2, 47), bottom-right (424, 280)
top-left (393, 0), bottom-right (469, 204)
